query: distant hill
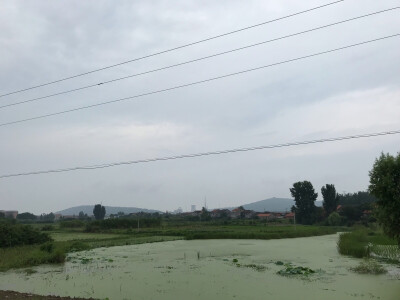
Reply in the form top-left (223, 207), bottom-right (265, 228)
top-left (56, 205), bottom-right (161, 216)
top-left (241, 197), bottom-right (322, 212)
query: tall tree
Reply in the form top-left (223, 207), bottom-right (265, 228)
top-left (93, 204), bottom-right (106, 220)
top-left (369, 152), bottom-right (400, 247)
top-left (321, 184), bottom-right (339, 216)
top-left (290, 181), bottom-right (318, 225)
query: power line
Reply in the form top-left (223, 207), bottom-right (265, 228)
top-left (0, 34), bottom-right (398, 128)
top-left (1, 129), bottom-right (399, 179)
top-left (2, 7), bottom-right (397, 110)
top-left (0, 0), bottom-right (345, 99)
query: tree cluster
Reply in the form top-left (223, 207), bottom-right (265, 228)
top-left (369, 152), bottom-right (400, 247)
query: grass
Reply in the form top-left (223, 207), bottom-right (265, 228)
top-left (337, 229), bottom-right (398, 260)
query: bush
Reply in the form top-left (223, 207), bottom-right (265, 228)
top-left (40, 242), bottom-right (54, 253)
top-left (41, 225), bottom-right (54, 231)
top-left (0, 223), bottom-right (52, 248)
top-left (327, 212), bottom-right (342, 226)
top-left (59, 220), bottom-right (85, 228)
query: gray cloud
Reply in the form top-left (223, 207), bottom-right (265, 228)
top-left (0, 0), bottom-right (399, 214)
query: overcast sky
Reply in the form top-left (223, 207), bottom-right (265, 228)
top-left (0, 0), bottom-right (399, 214)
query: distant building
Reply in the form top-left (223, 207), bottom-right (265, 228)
top-left (210, 209), bottom-right (231, 218)
top-left (173, 207), bottom-right (183, 214)
top-left (0, 210), bottom-right (18, 219)
top-left (257, 213), bottom-right (275, 221)
top-left (284, 212), bottom-right (295, 219)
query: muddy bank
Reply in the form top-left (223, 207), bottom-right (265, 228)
top-left (0, 290), bottom-right (96, 299)
top-left (0, 234), bottom-right (399, 300)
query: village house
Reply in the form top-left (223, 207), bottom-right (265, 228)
top-left (257, 213), bottom-right (276, 221)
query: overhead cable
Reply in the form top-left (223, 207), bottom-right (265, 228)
top-left (0, 34), bottom-right (398, 128)
top-left (1, 7), bottom-right (397, 110)
top-left (1, 129), bottom-right (399, 179)
top-left (0, 0), bottom-right (344, 98)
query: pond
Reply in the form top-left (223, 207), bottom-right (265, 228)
top-left (0, 234), bottom-right (398, 299)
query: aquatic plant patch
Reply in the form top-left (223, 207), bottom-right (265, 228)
top-left (350, 259), bottom-right (387, 275)
top-left (277, 264), bottom-right (316, 276)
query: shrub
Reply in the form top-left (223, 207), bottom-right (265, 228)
top-left (0, 223), bottom-right (51, 248)
top-left (327, 212), bottom-right (342, 226)
top-left (59, 220), bottom-right (85, 228)
top-left (41, 225), bottom-right (54, 231)
top-left (40, 242), bottom-right (54, 253)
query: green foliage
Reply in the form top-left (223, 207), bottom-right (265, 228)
top-left (41, 224), bottom-right (54, 231)
top-left (327, 212), bottom-right (342, 226)
top-left (321, 184), bottom-right (339, 216)
top-left (0, 222), bottom-right (52, 248)
top-left (337, 229), bottom-right (397, 259)
top-left (86, 218), bottom-right (161, 232)
top-left (290, 181), bottom-right (318, 224)
top-left (339, 205), bottom-right (363, 225)
top-left (350, 259), bottom-right (386, 274)
top-left (184, 226), bottom-right (338, 240)
top-left (40, 242), bottom-right (54, 253)
top-left (338, 191), bottom-right (377, 206)
top-left (200, 207), bottom-right (211, 221)
top-left (59, 219), bottom-right (85, 228)
top-left (93, 204), bottom-right (106, 220)
top-left (337, 231), bottom-right (370, 258)
top-left (39, 213), bottom-right (55, 222)
top-left (369, 152), bottom-right (400, 246)
top-left (16, 212), bottom-right (37, 220)
top-left (277, 264), bottom-right (315, 276)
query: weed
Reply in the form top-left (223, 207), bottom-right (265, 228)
top-left (25, 268), bottom-right (37, 275)
top-left (350, 259), bottom-right (387, 274)
top-left (40, 242), bottom-right (54, 253)
top-left (238, 264), bottom-right (266, 272)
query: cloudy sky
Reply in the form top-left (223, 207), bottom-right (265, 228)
top-left (0, 0), bottom-right (399, 214)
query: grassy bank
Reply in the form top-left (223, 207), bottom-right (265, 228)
top-left (0, 236), bottom-right (181, 272)
top-left (337, 229), bottom-right (398, 261)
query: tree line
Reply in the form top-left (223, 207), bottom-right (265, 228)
top-left (290, 152), bottom-right (399, 246)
